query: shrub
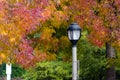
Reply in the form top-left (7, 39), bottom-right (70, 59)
top-left (23, 61), bottom-right (72, 80)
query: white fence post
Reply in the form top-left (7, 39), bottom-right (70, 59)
top-left (6, 64), bottom-right (12, 80)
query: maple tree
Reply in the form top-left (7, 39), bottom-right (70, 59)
top-left (0, 0), bottom-right (53, 68)
top-left (71, 0), bottom-right (120, 48)
top-left (0, 0), bottom-right (71, 68)
top-left (70, 0), bottom-right (120, 80)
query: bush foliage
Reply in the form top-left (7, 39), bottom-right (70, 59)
top-left (23, 61), bottom-right (72, 80)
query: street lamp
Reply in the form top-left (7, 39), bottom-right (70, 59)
top-left (67, 22), bottom-right (81, 80)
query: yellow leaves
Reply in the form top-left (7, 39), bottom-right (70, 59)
top-left (59, 36), bottom-right (70, 50)
top-left (1, 30), bottom-right (7, 36)
top-left (10, 37), bottom-right (15, 42)
top-left (38, 27), bottom-right (59, 53)
top-left (85, 18), bottom-right (88, 22)
top-left (106, 58), bottom-right (115, 68)
top-left (0, 53), bottom-right (7, 60)
top-left (6, 0), bottom-right (20, 4)
top-left (0, 13), bottom-right (4, 21)
top-left (0, 52), bottom-right (7, 64)
top-left (55, 11), bottom-right (64, 20)
top-left (0, 59), bottom-right (2, 64)
top-left (0, 16), bottom-right (23, 64)
top-left (41, 27), bottom-right (55, 40)
top-left (46, 53), bottom-right (57, 61)
top-left (52, 38), bottom-right (59, 52)
top-left (112, 39), bottom-right (120, 51)
top-left (54, 0), bottom-right (61, 5)
top-left (0, 22), bottom-right (22, 44)
top-left (118, 15), bottom-right (120, 20)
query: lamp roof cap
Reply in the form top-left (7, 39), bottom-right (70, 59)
top-left (67, 22), bottom-right (81, 31)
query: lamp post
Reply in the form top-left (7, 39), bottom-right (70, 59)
top-left (67, 22), bottom-right (81, 80)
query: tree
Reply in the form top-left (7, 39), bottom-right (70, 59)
top-left (70, 0), bottom-right (120, 80)
top-left (0, 0), bottom-right (54, 68)
top-left (25, 0), bottom-right (72, 62)
top-left (0, 0), bottom-right (71, 68)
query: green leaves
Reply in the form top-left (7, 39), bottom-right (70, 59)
top-left (23, 61), bottom-right (72, 80)
top-left (76, 31), bottom-right (106, 80)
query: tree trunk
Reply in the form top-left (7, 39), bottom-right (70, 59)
top-left (106, 42), bottom-right (116, 80)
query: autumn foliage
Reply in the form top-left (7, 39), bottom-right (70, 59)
top-left (0, 0), bottom-right (70, 68)
top-left (1, 0), bottom-right (119, 69)
top-left (71, 0), bottom-right (120, 49)
top-left (0, 0), bottom-right (50, 68)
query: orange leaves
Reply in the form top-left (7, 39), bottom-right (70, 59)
top-left (40, 3), bottom-right (55, 21)
top-left (33, 49), bottom-right (47, 61)
top-left (88, 18), bottom-right (108, 47)
top-left (50, 10), bottom-right (68, 28)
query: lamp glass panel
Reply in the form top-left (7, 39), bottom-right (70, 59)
top-left (73, 30), bottom-right (80, 40)
top-left (68, 30), bottom-right (80, 40)
top-left (68, 30), bottom-right (72, 40)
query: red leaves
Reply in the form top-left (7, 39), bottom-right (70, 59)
top-left (12, 4), bottom-right (39, 34)
top-left (16, 39), bottom-right (47, 69)
top-left (89, 38), bottom-right (103, 47)
top-left (19, 39), bottom-right (33, 55)
top-left (11, 1), bottom-right (53, 35)
top-left (16, 39), bottom-right (33, 67)
top-left (115, 0), bottom-right (120, 7)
